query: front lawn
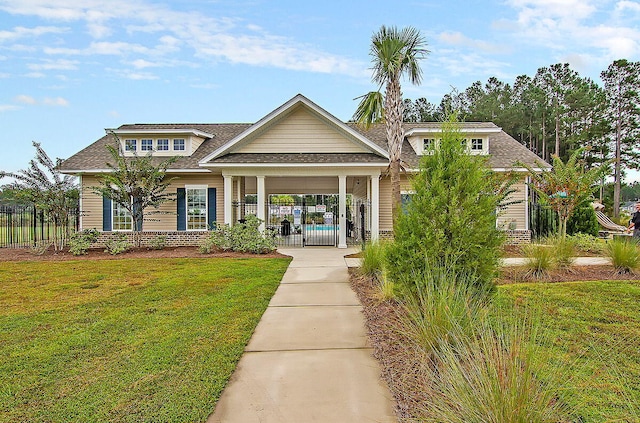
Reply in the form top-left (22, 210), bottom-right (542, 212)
top-left (496, 280), bottom-right (640, 422)
top-left (0, 257), bottom-right (290, 422)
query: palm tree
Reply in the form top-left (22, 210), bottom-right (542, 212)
top-left (354, 25), bottom-right (429, 223)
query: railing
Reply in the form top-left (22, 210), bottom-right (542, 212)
top-left (0, 205), bottom-right (79, 248)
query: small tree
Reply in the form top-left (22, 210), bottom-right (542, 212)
top-left (521, 150), bottom-right (606, 238)
top-left (0, 142), bottom-right (78, 251)
top-left (386, 114), bottom-right (517, 293)
top-left (92, 136), bottom-right (178, 247)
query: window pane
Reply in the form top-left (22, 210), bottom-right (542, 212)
top-left (141, 139), bottom-right (153, 151)
top-left (471, 138), bottom-right (483, 150)
top-left (157, 139), bottom-right (169, 150)
top-left (113, 201), bottom-right (132, 231)
top-left (125, 139), bottom-right (136, 151)
top-left (174, 139), bottom-right (185, 151)
top-left (187, 188), bottom-right (207, 230)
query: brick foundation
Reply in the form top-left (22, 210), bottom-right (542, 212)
top-left (367, 229), bottom-right (531, 245)
top-left (92, 231), bottom-right (209, 248)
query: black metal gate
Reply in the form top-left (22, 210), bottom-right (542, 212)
top-left (233, 194), bottom-right (369, 248)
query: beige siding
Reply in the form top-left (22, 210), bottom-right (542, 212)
top-left (80, 173), bottom-right (224, 231)
top-left (378, 176), bottom-right (413, 231)
top-left (497, 180), bottom-right (528, 230)
top-left (80, 175), bottom-right (104, 230)
top-left (237, 107), bottom-right (368, 154)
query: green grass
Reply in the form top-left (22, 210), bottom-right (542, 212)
top-left (495, 280), bottom-right (640, 422)
top-left (0, 257), bottom-right (291, 422)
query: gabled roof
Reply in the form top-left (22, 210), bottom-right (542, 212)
top-left (198, 94), bottom-right (389, 165)
top-left (59, 95), bottom-right (550, 174)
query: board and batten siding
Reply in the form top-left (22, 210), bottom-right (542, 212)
top-left (80, 174), bottom-right (224, 231)
top-left (236, 107), bottom-right (368, 154)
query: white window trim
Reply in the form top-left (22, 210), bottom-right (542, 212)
top-left (471, 137), bottom-right (484, 151)
top-left (157, 138), bottom-right (169, 151)
top-left (141, 138), bottom-right (153, 151)
top-left (173, 138), bottom-right (186, 151)
top-left (125, 139), bottom-right (137, 152)
top-left (112, 200), bottom-right (133, 232)
top-left (185, 184), bottom-right (208, 231)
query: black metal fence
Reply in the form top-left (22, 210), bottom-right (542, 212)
top-left (0, 205), bottom-right (79, 248)
top-left (529, 203), bottom-right (558, 240)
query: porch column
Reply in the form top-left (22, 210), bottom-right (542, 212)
top-left (338, 175), bottom-right (347, 248)
top-left (371, 173), bottom-right (380, 241)
top-left (223, 175), bottom-right (233, 226)
top-left (256, 176), bottom-right (266, 232)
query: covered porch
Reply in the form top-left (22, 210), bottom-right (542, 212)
top-left (219, 171), bottom-right (382, 248)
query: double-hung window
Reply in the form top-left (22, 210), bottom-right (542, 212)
top-left (173, 138), bottom-right (185, 151)
top-left (186, 186), bottom-right (207, 230)
top-left (157, 138), bottom-right (169, 151)
top-left (112, 201), bottom-right (132, 231)
top-left (141, 139), bottom-right (153, 151)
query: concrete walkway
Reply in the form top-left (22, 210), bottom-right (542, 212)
top-left (207, 247), bottom-right (396, 423)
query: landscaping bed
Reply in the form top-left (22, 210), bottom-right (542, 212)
top-left (0, 246), bottom-right (287, 262)
top-left (350, 270), bottom-right (640, 422)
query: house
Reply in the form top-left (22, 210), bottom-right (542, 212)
top-left (59, 94), bottom-right (547, 248)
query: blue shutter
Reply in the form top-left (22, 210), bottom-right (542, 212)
top-left (207, 188), bottom-right (217, 229)
top-left (102, 196), bottom-right (112, 231)
top-left (177, 188), bottom-right (186, 231)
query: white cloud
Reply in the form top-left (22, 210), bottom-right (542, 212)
top-left (15, 94), bottom-right (37, 104)
top-left (0, 104), bottom-right (20, 112)
top-left (438, 31), bottom-right (508, 54)
top-left (28, 58), bottom-right (78, 70)
top-left (499, 0), bottom-right (640, 64)
top-left (24, 71), bottom-right (45, 78)
top-left (42, 97), bottom-right (69, 106)
top-left (0, 0), bottom-right (364, 77)
top-left (0, 25), bottom-right (68, 43)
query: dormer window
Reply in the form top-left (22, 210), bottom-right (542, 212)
top-left (471, 138), bottom-right (483, 151)
top-left (141, 139), bottom-right (153, 151)
top-left (157, 139), bottom-right (169, 151)
top-left (173, 138), bottom-right (185, 151)
top-left (423, 138), bottom-right (435, 151)
top-left (125, 139), bottom-right (136, 151)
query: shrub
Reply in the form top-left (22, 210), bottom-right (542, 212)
top-left (147, 235), bottom-right (167, 250)
top-left (523, 243), bottom-right (556, 278)
top-left (567, 233), bottom-right (606, 254)
top-left (387, 116), bottom-right (513, 294)
top-left (606, 237), bottom-right (640, 274)
top-left (567, 204), bottom-right (599, 236)
top-left (68, 229), bottom-right (100, 256)
top-left (400, 264), bottom-right (489, 358)
top-left (548, 236), bottom-right (576, 269)
top-left (419, 315), bottom-right (569, 422)
top-left (360, 240), bottom-right (389, 277)
top-left (104, 233), bottom-right (131, 255)
top-left (199, 215), bottom-right (276, 254)
top-left (374, 272), bottom-right (396, 302)
top-left (30, 240), bottom-right (51, 256)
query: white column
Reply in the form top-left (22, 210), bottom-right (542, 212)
top-left (257, 176), bottom-right (266, 232)
top-left (223, 175), bottom-right (233, 226)
top-left (338, 175), bottom-right (347, 248)
top-left (371, 173), bottom-right (380, 242)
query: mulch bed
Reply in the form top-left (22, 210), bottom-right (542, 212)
top-left (0, 246), bottom-right (288, 262)
top-left (349, 266), bottom-right (639, 421)
top-left (499, 265), bottom-right (640, 284)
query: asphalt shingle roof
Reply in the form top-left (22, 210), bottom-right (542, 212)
top-left (59, 121), bottom-right (550, 172)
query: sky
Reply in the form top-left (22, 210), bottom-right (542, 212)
top-left (1, 0), bottom-right (639, 181)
